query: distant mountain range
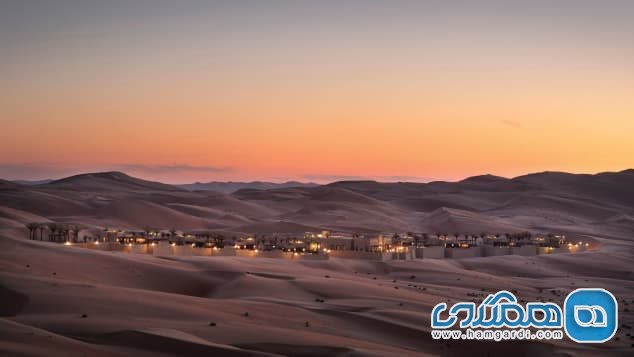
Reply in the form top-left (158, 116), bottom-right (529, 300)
top-left (178, 181), bottom-right (319, 193)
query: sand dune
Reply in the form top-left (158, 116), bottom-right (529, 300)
top-left (233, 221), bottom-right (324, 234)
top-left (180, 180), bottom-right (318, 193)
top-left (2, 169), bottom-right (634, 234)
top-left (0, 206), bottom-right (50, 224)
top-left (1, 170), bottom-right (634, 355)
top-left (422, 207), bottom-right (521, 233)
top-left (44, 172), bottom-right (184, 193)
top-left (1, 229), bottom-right (632, 356)
top-left (95, 199), bottom-right (215, 229)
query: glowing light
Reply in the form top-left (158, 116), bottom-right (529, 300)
top-left (64, 241), bottom-right (72, 246)
top-left (170, 242), bottom-right (176, 247)
top-left (585, 243), bottom-right (589, 247)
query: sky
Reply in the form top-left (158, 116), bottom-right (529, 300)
top-left (1, 0), bottom-right (633, 183)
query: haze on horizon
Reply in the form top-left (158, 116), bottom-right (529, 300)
top-left (1, 0), bottom-right (633, 184)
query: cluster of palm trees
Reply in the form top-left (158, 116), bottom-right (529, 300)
top-left (136, 228), bottom-right (232, 247)
top-left (26, 222), bottom-right (82, 243)
top-left (193, 232), bottom-right (228, 248)
top-left (423, 231), bottom-right (560, 247)
top-left (234, 235), bottom-right (313, 251)
top-left (404, 232), bottom-right (524, 247)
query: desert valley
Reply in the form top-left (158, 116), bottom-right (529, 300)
top-left (1, 170), bottom-right (633, 356)
top-left (3, 1), bottom-right (634, 355)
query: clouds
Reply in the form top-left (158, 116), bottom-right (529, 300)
top-left (0, 163), bottom-right (78, 180)
top-left (500, 119), bottom-right (523, 129)
top-left (115, 164), bottom-right (231, 174)
top-left (0, 163), bottom-right (231, 181)
top-left (0, 162), bottom-right (435, 184)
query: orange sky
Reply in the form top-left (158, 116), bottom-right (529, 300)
top-left (1, 1), bottom-right (633, 183)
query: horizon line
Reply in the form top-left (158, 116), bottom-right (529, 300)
top-left (5, 168), bottom-right (633, 186)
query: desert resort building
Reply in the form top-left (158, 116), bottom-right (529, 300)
top-left (25, 223), bottom-right (592, 261)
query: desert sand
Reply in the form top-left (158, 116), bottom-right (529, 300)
top-left (1, 170), bottom-right (633, 356)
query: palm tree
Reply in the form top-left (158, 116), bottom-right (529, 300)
top-left (169, 228), bottom-right (178, 244)
top-left (26, 223), bottom-right (38, 240)
top-left (216, 234), bottom-right (225, 248)
top-left (37, 223), bottom-right (44, 240)
top-left (62, 224), bottom-right (70, 242)
top-left (143, 227), bottom-right (153, 243)
top-left (46, 223), bottom-right (58, 242)
top-left (76, 225), bottom-right (83, 242)
top-left (70, 224), bottom-right (80, 242)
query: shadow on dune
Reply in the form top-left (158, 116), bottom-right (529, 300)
top-left (81, 329), bottom-right (278, 356)
top-left (246, 272), bottom-right (296, 280)
top-left (0, 285), bottom-right (29, 316)
top-left (309, 307), bottom-right (558, 356)
top-left (441, 340), bottom-right (559, 357)
top-left (234, 343), bottom-right (355, 357)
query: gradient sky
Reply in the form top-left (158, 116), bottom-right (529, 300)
top-left (1, 0), bottom-right (633, 183)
